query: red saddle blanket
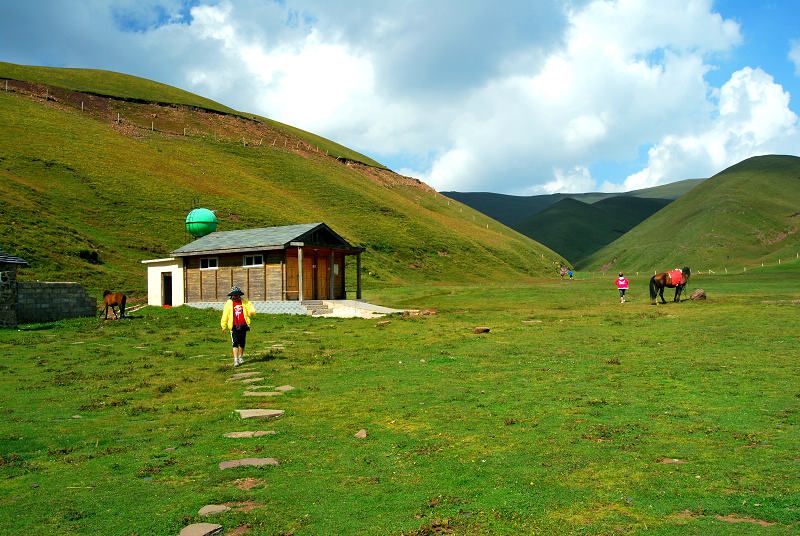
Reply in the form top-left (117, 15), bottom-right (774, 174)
top-left (669, 269), bottom-right (683, 286)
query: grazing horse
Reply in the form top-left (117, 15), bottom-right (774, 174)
top-left (102, 290), bottom-right (127, 319)
top-left (649, 267), bottom-right (691, 304)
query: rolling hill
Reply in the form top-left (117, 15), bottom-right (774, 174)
top-left (517, 196), bottom-right (672, 265)
top-left (0, 62), bottom-right (565, 294)
top-left (442, 179), bottom-right (701, 229)
top-left (443, 180), bottom-right (700, 262)
top-left (582, 155), bottom-right (800, 271)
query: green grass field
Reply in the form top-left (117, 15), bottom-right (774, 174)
top-left (2, 264), bottom-right (798, 535)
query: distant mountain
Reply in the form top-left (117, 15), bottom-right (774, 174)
top-left (442, 179), bottom-right (701, 229)
top-left (442, 179), bottom-right (701, 262)
top-left (582, 155), bottom-right (800, 271)
top-left (518, 196), bottom-right (672, 264)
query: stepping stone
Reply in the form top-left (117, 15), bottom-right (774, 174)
top-left (219, 457), bottom-right (279, 470)
top-left (354, 429), bottom-right (368, 439)
top-left (236, 409), bottom-right (284, 419)
top-left (246, 385), bottom-right (276, 390)
top-left (473, 326), bottom-right (491, 333)
top-left (274, 385), bottom-right (295, 392)
top-left (239, 377), bottom-right (264, 384)
top-left (522, 320), bottom-right (543, 324)
top-left (228, 372), bottom-right (261, 381)
top-left (243, 391), bottom-right (282, 397)
top-left (198, 504), bottom-right (231, 516)
top-left (224, 431), bottom-right (276, 438)
top-left (179, 523), bottom-right (223, 536)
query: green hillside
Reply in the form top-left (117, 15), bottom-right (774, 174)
top-left (582, 155), bottom-right (800, 271)
top-left (0, 61), bottom-right (384, 168)
top-left (0, 64), bottom-right (564, 294)
top-left (518, 196), bottom-right (671, 264)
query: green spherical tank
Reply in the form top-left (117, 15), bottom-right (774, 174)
top-left (185, 208), bottom-right (218, 238)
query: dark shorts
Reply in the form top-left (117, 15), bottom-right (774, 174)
top-left (231, 325), bottom-right (249, 348)
top-left (618, 289), bottom-right (627, 297)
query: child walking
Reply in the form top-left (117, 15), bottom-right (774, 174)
top-left (220, 286), bottom-right (256, 367)
top-left (615, 272), bottom-right (629, 304)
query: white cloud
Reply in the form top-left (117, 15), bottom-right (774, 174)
top-left (532, 166), bottom-right (597, 194)
top-left (623, 67), bottom-right (799, 189)
top-left (413, 0), bottom-right (742, 193)
top-left (790, 39), bottom-right (800, 75)
top-left (2, 0), bottom-right (798, 195)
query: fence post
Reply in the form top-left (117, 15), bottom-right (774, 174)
top-left (151, 121), bottom-right (154, 131)
top-left (117, 112), bottom-right (120, 124)
top-left (81, 101), bottom-right (84, 111)
top-left (183, 127), bottom-right (187, 136)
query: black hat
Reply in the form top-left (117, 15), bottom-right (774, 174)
top-left (228, 286), bottom-right (244, 297)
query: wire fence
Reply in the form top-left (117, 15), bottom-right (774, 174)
top-left (566, 253), bottom-right (800, 280)
top-left (1, 78), bottom-right (335, 156)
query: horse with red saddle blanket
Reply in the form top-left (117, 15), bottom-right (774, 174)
top-left (649, 267), bottom-right (691, 304)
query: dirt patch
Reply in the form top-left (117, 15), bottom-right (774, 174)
top-left (756, 226), bottom-right (798, 245)
top-left (670, 510), bottom-right (698, 520)
top-left (715, 514), bottom-right (774, 526)
top-left (657, 458), bottom-right (687, 464)
top-left (233, 477), bottom-right (264, 490)
top-left (227, 525), bottom-right (252, 535)
top-left (224, 501), bottom-right (262, 513)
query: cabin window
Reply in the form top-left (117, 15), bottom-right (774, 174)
top-left (333, 263), bottom-right (339, 275)
top-left (200, 257), bottom-right (218, 270)
top-left (243, 254), bottom-right (264, 267)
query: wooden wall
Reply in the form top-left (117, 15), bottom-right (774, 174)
top-left (184, 249), bottom-right (348, 302)
top-left (185, 252), bottom-right (283, 302)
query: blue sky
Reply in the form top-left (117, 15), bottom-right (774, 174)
top-left (1, 0), bottom-right (799, 194)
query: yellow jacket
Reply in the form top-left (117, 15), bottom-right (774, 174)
top-left (220, 298), bottom-right (255, 330)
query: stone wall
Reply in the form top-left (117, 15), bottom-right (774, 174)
top-left (0, 264), bottom-right (18, 328)
top-left (17, 282), bottom-right (97, 324)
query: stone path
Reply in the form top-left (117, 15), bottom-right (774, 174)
top-left (228, 372), bottom-right (261, 381)
top-left (224, 431), bottom-right (276, 438)
top-left (199, 504), bottom-right (231, 516)
top-left (239, 377), bottom-right (265, 384)
top-left (235, 409), bottom-right (284, 419)
top-left (179, 523), bottom-right (223, 536)
top-left (182, 365), bottom-right (297, 534)
top-left (219, 457), bottom-right (279, 470)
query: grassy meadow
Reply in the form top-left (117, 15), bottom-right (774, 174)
top-left (1, 264), bottom-right (798, 535)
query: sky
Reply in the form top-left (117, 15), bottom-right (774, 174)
top-left (1, 0), bottom-right (799, 195)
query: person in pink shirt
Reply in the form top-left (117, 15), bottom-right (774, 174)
top-left (615, 272), bottom-right (629, 304)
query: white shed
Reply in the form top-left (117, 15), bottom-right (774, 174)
top-left (141, 257), bottom-right (185, 307)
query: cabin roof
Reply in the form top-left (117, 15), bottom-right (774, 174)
top-left (0, 249), bottom-right (29, 266)
top-left (171, 222), bottom-right (362, 257)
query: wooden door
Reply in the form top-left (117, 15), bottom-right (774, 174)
top-left (316, 255), bottom-right (329, 299)
top-left (285, 254), bottom-right (299, 300)
top-left (303, 255), bottom-right (314, 300)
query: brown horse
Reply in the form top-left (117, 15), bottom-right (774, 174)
top-left (102, 290), bottom-right (127, 319)
top-left (650, 267), bottom-right (691, 304)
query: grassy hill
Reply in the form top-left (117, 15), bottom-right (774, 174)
top-left (582, 155), bottom-right (800, 271)
top-left (0, 63), bottom-right (565, 294)
top-left (0, 61), bottom-right (385, 168)
top-left (517, 196), bottom-right (671, 265)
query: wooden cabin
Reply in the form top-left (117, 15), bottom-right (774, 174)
top-left (143, 223), bottom-right (364, 306)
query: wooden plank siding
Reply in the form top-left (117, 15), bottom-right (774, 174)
top-left (184, 252), bottom-right (283, 302)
